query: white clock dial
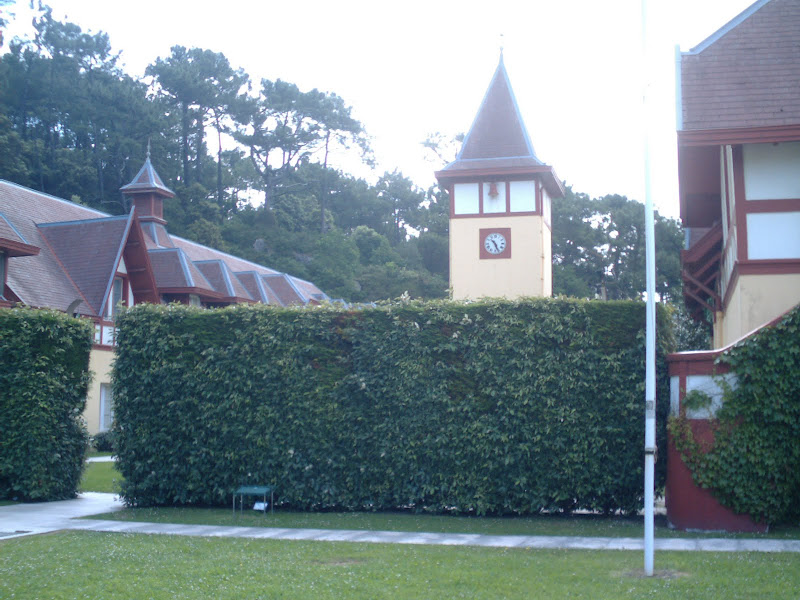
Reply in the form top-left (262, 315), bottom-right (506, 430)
top-left (484, 232), bottom-right (507, 254)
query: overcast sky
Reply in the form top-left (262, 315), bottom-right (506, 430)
top-left (5, 0), bottom-right (756, 218)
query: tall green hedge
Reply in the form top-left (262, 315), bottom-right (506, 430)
top-left (113, 298), bottom-right (672, 514)
top-left (670, 305), bottom-right (800, 525)
top-left (0, 307), bottom-right (92, 501)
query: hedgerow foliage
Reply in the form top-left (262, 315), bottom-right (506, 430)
top-left (670, 305), bottom-right (800, 525)
top-left (114, 298), bottom-right (672, 514)
top-left (0, 308), bottom-right (92, 501)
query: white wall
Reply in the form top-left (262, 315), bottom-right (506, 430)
top-left (747, 212), bottom-right (800, 259)
top-left (743, 142), bottom-right (800, 200)
top-left (509, 180), bottom-right (536, 213)
top-left (453, 183), bottom-right (479, 215)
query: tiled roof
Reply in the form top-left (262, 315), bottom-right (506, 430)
top-left (148, 247), bottom-right (217, 296)
top-left (290, 276), bottom-right (328, 304)
top-left (0, 181), bottom-right (108, 314)
top-left (436, 55), bottom-right (565, 198)
top-left (38, 215), bottom-right (131, 315)
top-left (0, 213), bottom-right (29, 245)
top-left (141, 222), bottom-right (174, 249)
top-left (0, 170), bottom-right (328, 312)
top-left (120, 156), bottom-right (175, 197)
top-left (441, 55), bottom-right (540, 172)
top-left (235, 271), bottom-right (274, 304)
top-left (262, 273), bottom-right (305, 306)
top-left (0, 212), bottom-right (40, 256)
top-left (173, 236), bottom-right (280, 275)
top-left (195, 260), bottom-right (253, 300)
top-left (681, 0), bottom-right (800, 131)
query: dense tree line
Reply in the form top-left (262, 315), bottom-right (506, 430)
top-left (0, 8), bottom-right (449, 301)
top-left (0, 6), bottom-right (708, 346)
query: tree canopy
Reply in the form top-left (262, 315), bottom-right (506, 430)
top-left (0, 6), bottom-right (701, 326)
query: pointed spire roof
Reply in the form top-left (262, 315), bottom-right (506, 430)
top-left (457, 53), bottom-right (540, 164)
top-left (120, 152), bottom-right (175, 197)
top-left (435, 54), bottom-right (564, 198)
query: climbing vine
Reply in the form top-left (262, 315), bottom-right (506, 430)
top-left (669, 305), bottom-right (800, 524)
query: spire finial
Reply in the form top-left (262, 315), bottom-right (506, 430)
top-left (499, 33), bottom-right (505, 62)
top-left (146, 137), bottom-right (151, 161)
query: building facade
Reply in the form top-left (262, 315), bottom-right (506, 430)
top-left (0, 155), bottom-right (328, 435)
top-left (435, 55), bottom-right (564, 300)
top-left (677, 0), bottom-right (800, 348)
top-left (668, 0), bottom-right (800, 531)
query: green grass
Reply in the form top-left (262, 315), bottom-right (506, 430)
top-left (1, 531), bottom-right (798, 599)
top-left (0, 500), bottom-right (16, 506)
top-left (88, 506), bottom-right (800, 540)
top-left (80, 462), bottom-right (121, 493)
top-left (75, 461), bottom-right (800, 540)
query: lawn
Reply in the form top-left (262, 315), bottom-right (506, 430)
top-left (78, 460), bottom-right (800, 540)
top-left (89, 506), bottom-right (800, 540)
top-left (2, 531), bottom-right (799, 599)
top-left (80, 461), bottom-right (121, 494)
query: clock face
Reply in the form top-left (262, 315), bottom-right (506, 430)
top-left (483, 232), bottom-right (507, 255)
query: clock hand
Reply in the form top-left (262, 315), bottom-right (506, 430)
top-left (491, 239), bottom-right (499, 252)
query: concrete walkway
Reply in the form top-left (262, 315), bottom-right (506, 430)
top-left (86, 456), bottom-right (116, 463)
top-left (2, 493), bottom-right (799, 553)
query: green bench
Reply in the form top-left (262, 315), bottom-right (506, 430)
top-left (233, 485), bottom-right (274, 515)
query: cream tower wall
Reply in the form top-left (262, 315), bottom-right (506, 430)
top-left (713, 273), bottom-right (800, 348)
top-left (85, 347), bottom-right (115, 435)
top-left (450, 214), bottom-right (550, 300)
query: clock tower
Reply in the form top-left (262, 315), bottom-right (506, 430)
top-left (436, 54), bottom-right (564, 300)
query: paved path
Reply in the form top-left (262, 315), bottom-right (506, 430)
top-left (86, 456), bottom-right (115, 463)
top-left (2, 494), bottom-right (799, 553)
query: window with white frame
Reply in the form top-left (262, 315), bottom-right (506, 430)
top-left (100, 383), bottom-right (114, 431)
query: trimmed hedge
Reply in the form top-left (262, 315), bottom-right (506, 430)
top-left (670, 305), bottom-right (800, 525)
top-left (114, 298), bottom-right (672, 514)
top-left (0, 307), bottom-right (92, 501)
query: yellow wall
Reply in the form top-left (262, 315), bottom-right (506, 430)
top-left (85, 346), bottom-right (115, 435)
top-left (450, 215), bottom-right (550, 300)
top-left (714, 272), bottom-right (800, 347)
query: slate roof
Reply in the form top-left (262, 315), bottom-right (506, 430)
top-left (680, 0), bottom-right (800, 131)
top-left (38, 215), bottom-right (132, 315)
top-left (436, 54), bottom-right (564, 198)
top-left (0, 176), bottom-right (328, 314)
top-left (0, 212), bottom-right (40, 256)
top-left (0, 181), bottom-right (108, 314)
top-left (194, 260), bottom-right (253, 301)
top-left (141, 221), bottom-right (174, 249)
top-left (119, 156), bottom-right (175, 197)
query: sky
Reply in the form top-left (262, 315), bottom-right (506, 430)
top-left (4, 0), bottom-right (756, 218)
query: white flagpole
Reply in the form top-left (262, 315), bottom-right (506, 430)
top-left (641, 0), bottom-right (657, 577)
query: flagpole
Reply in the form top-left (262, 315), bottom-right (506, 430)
top-left (641, 0), bottom-right (657, 577)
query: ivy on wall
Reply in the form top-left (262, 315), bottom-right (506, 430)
top-left (0, 308), bottom-right (92, 501)
top-left (113, 298), bottom-right (672, 515)
top-left (669, 305), bottom-right (800, 525)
